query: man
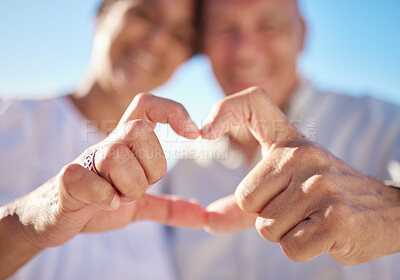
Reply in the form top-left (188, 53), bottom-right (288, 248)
top-left (161, 0), bottom-right (400, 279)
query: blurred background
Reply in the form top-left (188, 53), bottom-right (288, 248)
top-left (1, 0), bottom-right (399, 124)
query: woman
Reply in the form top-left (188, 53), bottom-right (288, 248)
top-left (0, 0), bottom-right (205, 279)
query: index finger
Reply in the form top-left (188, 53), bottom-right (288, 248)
top-left (119, 93), bottom-right (200, 140)
top-left (133, 194), bottom-right (207, 229)
top-left (201, 87), bottom-right (302, 148)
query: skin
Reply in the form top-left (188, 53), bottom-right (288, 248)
top-left (0, 0), bottom-right (204, 278)
top-left (200, 87), bottom-right (400, 265)
top-left (71, 0), bottom-right (196, 134)
top-left (199, 0), bottom-right (400, 266)
top-left (202, 0), bottom-right (305, 110)
top-left (1, 0), bottom-right (398, 275)
top-left (201, 0), bottom-right (306, 161)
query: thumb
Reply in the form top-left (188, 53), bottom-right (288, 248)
top-left (205, 195), bottom-right (256, 234)
top-left (133, 194), bottom-right (207, 229)
top-left (201, 87), bottom-right (302, 149)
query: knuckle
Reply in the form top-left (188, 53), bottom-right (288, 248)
top-left (300, 173), bottom-right (324, 194)
top-left (105, 143), bottom-right (131, 163)
top-left (306, 173), bottom-right (339, 198)
top-left (59, 163), bottom-right (85, 186)
top-left (107, 142), bottom-right (129, 154)
top-left (123, 119), bottom-right (153, 141)
top-left (248, 85), bottom-right (265, 94)
top-left (175, 102), bottom-right (188, 117)
top-left (134, 92), bottom-right (153, 105)
top-left (130, 119), bottom-right (153, 133)
top-left (173, 103), bottom-right (191, 125)
top-left (293, 144), bottom-right (317, 160)
top-left (246, 86), bottom-right (269, 101)
top-left (253, 86), bottom-right (268, 96)
top-left (147, 158), bottom-right (167, 184)
top-left (259, 203), bottom-right (279, 222)
top-left (256, 218), bottom-right (280, 242)
top-left (234, 184), bottom-right (257, 213)
top-left (281, 237), bottom-right (305, 262)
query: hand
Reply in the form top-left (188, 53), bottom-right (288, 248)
top-left (7, 93), bottom-right (205, 250)
top-left (202, 86), bottom-right (400, 265)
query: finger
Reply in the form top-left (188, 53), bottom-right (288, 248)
top-left (132, 194), bottom-right (207, 229)
top-left (205, 195), bottom-right (257, 234)
top-left (58, 164), bottom-right (121, 212)
top-left (201, 87), bottom-right (302, 148)
top-left (111, 119), bottom-right (167, 184)
top-left (119, 93), bottom-right (200, 139)
top-left (256, 174), bottom-right (328, 242)
top-left (278, 212), bottom-right (335, 263)
top-left (234, 154), bottom-right (292, 214)
top-left (94, 143), bottom-right (148, 204)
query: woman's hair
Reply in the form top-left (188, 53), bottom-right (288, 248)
top-left (193, 0), bottom-right (203, 54)
top-left (96, 0), bottom-right (121, 16)
top-left (96, 0), bottom-right (204, 55)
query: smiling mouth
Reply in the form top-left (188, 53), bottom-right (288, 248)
top-left (115, 48), bottom-right (158, 78)
top-left (229, 67), bottom-right (269, 84)
top-left (126, 49), bottom-right (158, 73)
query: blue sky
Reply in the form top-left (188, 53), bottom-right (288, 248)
top-left (0, 0), bottom-right (399, 123)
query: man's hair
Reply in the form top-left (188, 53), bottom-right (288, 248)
top-left (96, 0), bottom-right (203, 55)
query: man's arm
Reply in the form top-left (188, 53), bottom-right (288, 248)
top-left (202, 86), bottom-right (400, 265)
top-left (384, 181), bottom-right (400, 189)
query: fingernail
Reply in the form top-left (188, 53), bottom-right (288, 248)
top-left (185, 121), bottom-right (200, 133)
top-left (189, 198), bottom-right (201, 205)
top-left (183, 122), bottom-right (200, 139)
top-left (120, 196), bottom-right (136, 205)
top-left (110, 194), bottom-right (121, 209)
top-left (201, 123), bottom-right (212, 134)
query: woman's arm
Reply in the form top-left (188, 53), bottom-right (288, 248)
top-left (0, 94), bottom-right (205, 278)
top-left (0, 196), bottom-right (43, 279)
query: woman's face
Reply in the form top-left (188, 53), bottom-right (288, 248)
top-left (92, 0), bottom-right (195, 96)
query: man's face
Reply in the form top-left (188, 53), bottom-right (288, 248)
top-left (202, 0), bottom-right (305, 108)
top-left (93, 0), bottom-right (195, 96)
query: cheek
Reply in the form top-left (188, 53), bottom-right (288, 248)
top-left (159, 49), bottom-right (190, 80)
top-left (108, 18), bottom-right (148, 62)
top-left (262, 36), bottom-right (298, 73)
top-left (204, 36), bottom-right (231, 72)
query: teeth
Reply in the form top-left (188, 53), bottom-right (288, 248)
top-left (127, 49), bottom-right (157, 72)
top-left (231, 67), bottom-right (269, 83)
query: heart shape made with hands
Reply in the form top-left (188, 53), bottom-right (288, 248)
top-left (85, 87), bottom-right (397, 265)
top-left (110, 87), bottom-right (301, 234)
top-left (95, 86), bottom-right (400, 266)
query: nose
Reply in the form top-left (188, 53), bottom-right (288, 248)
top-left (144, 25), bottom-right (170, 54)
top-left (231, 30), bottom-right (261, 66)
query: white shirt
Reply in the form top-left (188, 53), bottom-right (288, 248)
top-left (160, 81), bottom-right (400, 280)
top-left (0, 96), bottom-right (176, 280)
